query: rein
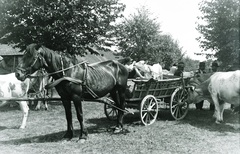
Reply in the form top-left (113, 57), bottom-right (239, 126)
top-left (46, 61), bottom-right (87, 77)
top-left (27, 60), bottom-right (87, 78)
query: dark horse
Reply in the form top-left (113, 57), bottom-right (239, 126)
top-left (15, 44), bottom-right (129, 141)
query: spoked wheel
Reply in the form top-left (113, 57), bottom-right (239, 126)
top-left (170, 87), bottom-right (189, 120)
top-left (140, 95), bottom-right (158, 125)
top-left (104, 97), bottom-right (118, 121)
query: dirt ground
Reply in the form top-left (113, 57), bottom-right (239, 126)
top-left (0, 101), bottom-right (239, 154)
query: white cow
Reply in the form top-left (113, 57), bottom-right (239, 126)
top-left (134, 60), bottom-right (163, 80)
top-left (0, 73), bottom-right (30, 129)
top-left (188, 71), bottom-right (240, 123)
top-left (0, 71), bottom-right (49, 128)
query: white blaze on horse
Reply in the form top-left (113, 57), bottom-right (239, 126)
top-left (134, 60), bottom-right (163, 80)
top-left (0, 73), bottom-right (30, 129)
top-left (188, 71), bottom-right (240, 123)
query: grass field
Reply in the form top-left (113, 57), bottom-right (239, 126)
top-left (0, 101), bottom-right (239, 154)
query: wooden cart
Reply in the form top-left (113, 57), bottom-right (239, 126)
top-left (104, 77), bottom-right (190, 125)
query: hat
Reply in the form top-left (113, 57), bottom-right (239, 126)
top-left (177, 61), bottom-right (185, 68)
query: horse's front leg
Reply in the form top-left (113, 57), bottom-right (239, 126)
top-left (62, 100), bottom-right (74, 140)
top-left (72, 94), bottom-right (88, 142)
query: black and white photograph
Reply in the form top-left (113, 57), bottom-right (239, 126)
top-left (0, 0), bottom-right (239, 153)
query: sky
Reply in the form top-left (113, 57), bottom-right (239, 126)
top-left (119, 0), bottom-right (206, 61)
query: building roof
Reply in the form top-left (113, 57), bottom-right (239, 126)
top-left (0, 44), bottom-right (23, 56)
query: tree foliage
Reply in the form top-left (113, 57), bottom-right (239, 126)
top-left (116, 6), bottom-right (183, 69)
top-left (0, 0), bottom-right (125, 55)
top-left (197, 0), bottom-right (239, 66)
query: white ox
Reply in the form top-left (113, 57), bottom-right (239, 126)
top-left (0, 73), bottom-right (30, 128)
top-left (134, 60), bottom-right (163, 80)
top-left (0, 71), bottom-right (49, 129)
top-left (188, 71), bottom-right (240, 123)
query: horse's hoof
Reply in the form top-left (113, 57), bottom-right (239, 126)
top-left (215, 120), bottom-right (223, 124)
top-left (113, 127), bottom-right (123, 134)
top-left (62, 132), bottom-right (73, 140)
top-left (19, 126), bottom-right (25, 129)
top-left (77, 138), bottom-right (87, 144)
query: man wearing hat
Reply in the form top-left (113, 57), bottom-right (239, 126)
top-left (211, 61), bottom-right (219, 73)
top-left (208, 61), bottom-right (219, 110)
top-left (195, 62), bottom-right (206, 110)
top-left (174, 61), bottom-right (185, 77)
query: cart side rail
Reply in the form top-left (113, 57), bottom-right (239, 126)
top-left (126, 77), bottom-right (190, 101)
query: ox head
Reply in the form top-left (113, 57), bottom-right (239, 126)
top-left (187, 74), bottom-right (212, 104)
top-left (15, 44), bottom-right (48, 81)
top-left (187, 85), bottom-right (203, 104)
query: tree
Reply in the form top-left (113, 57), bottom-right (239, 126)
top-left (116, 6), bottom-right (183, 69)
top-left (197, 0), bottom-right (239, 67)
top-left (0, 0), bottom-right (125, 55)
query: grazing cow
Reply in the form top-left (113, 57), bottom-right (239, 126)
top-left (0, 73), bottom-right (30, 129)
top-left (134, 60), bottom-right (163, 80)
top-left (188, 71), bottom-right (240, 123)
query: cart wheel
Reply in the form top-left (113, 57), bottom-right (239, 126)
top-left (104, 97), bottom-right (118, 121)
top-left (170, 87), bottom-right (189, 120)
top-left (140, 95), bottom-right (158, 125)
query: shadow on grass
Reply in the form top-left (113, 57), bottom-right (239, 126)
top-left (0, 126), bottom-right (8, 131)
top-left (0, 105), bottom-right (20, 112)
top-left (0, 116), bottom-right (130, 145)
top-left (180, 109), bottom-right (240, 133)
top-left (0, 131), bottom-right (66, 145)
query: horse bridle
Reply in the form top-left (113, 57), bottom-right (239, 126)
top-left (17, 46), bottom-right (88, 80)
top-left (16, 48), bottom-right (48, 77)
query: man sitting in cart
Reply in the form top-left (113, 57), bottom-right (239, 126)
top-left (174, 61), bottom-right (185, 77)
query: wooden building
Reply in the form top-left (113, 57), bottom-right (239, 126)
top-left (0, 44), bottom-right (23, 74)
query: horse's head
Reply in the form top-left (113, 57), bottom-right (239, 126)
top-left (15, 44), bottom-right (48, 81)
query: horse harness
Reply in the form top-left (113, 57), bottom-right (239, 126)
top-left (18, 47), bottom-right (99, 98)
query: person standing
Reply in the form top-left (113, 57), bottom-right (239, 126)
top-left (211, 61), bottom-right (219, 73)
top-left (195, 62), bottom-right (206, 110)
top-left (208, 61), bottom-right (219, 110)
